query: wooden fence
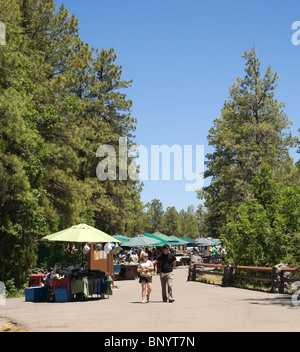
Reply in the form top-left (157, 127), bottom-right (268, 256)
top-left (189, 262), bottom-right (300, 293)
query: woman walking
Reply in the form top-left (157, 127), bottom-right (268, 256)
top-left (137, 252), bottom-right (154, 304)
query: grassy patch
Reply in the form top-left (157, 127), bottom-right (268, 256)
top-left (196, 274), bottom-right (272, 292)
top-left (196, 274), bottom-right (223, 285)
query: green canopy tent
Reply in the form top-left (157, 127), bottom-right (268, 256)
top-left (149, 232), bottom-right (189, 247)
top-left (168, 235), bottom-right (189, 246)
top-left (120, 234), bottom-right (161, 247)
top-left (207, 238), bottom-right (221, 245)
top-left (181, 236), bottom-right (195, 244)
top-left (152, 232), bottom-right (171, 242)
top-left (112, 234), bottom-right (130, 245)
top-left (194, 237), bottom-right (216, 247)
top-left (143, 233), bottom-right (170, 246)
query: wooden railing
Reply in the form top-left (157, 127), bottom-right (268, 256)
top-left (231, 266), bottom-right (273, 282)
top-left (279, 267), bottom-right (300, 283)
top-left (189, 262), bottom-right (300, 293)
top-left (193, 263), bottom-right (224, 277)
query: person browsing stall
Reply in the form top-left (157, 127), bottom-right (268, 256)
top-left (128, 250), bottom-right (138, 264)
top-left (118, 250), bottom-right (126, 262)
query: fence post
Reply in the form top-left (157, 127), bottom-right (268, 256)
top-left (271, 263), bottom-right (290, 293)
top-left (271, 265), bottom-right (281, 293)
top-left (187, 255), bottom-right (203, 281)
top-left (222, 263), bottom-right (235, 287)
top-left (187, 263), bottom-right (198, 281)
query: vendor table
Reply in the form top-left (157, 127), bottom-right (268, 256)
top-left (175, 256), bottom-right (191, 266)
top-left (121, 264), bottom-right (138, 280)
top-left (43, 273), bottom-right (113, 302)
top-left (181, 256), bottom-right (191, 265)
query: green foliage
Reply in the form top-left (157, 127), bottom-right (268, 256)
top-left (222, 164), bottom-right (300, 267)
top-left (4, 278), bottom-right (25, 298)
top-left (143, 200), bottom-right (203, 239)
top-left (161, 206), bottom-right (182, 237)
top-left (144, 199), bottom-right (164, 233)
top-left (180, 206), bottom-right (199, 239)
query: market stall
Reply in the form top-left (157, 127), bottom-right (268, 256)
top-left (87, 242), bottom-right (114, 278)
top-left (24, 223), bottom-right (119, 303)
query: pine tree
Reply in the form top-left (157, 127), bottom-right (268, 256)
top-left (162, 206), bottom-right (182, 237)
top-left (199, 49), bottom-right (297, 237)
top-left (0, 0), bottom-right (52, 285)
top-left (144, 199), bottom-right (164, 233)
top-left (0, 0), bottom-right (145, 286)
top-left (180, 207), bottom-right (199, 238)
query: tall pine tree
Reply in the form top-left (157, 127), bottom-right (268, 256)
top-left (199, 49), bottom-right (297, 237)
top-left (0, 0), bottom-right (145, 287)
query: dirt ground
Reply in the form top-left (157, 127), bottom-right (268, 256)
top-left (0, 318), bottom-right (27, 332)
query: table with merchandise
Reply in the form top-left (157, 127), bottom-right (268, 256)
top-left (25, 266), bottom-right (113, 303)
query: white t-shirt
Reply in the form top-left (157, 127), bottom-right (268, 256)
top-left (140, 260), bottom-right (151, 268)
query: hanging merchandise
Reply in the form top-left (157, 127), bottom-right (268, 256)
top-left (104, 242), bottom-right (112, 254)
top-left (83, 243), bottom-right (90, 254)
top-left (114, 245), bottom-right (121, 254)
top-left (112, 244), bottom-right (119, 254)
top-left (71, 243), bottom-right (79, 255)
top-left (53, 263), bottom-right (61, 272)
top-left (94, 243), bottom-right (103, 251)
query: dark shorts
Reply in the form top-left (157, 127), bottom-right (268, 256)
top-left (139, 276), bottom-right (152, 284)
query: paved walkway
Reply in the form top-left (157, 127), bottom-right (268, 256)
top-left (1, 266), bottom-right (299, 332)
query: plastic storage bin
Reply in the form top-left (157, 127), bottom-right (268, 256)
top-left (113, 264), bottom-right (121, 273)
top-left (55, 287), bottom-right (73, 302)
top-left (25, 286), bottom-right (48, 302)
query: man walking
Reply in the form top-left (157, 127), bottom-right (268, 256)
top-left (154, 244), bottom-right (176, 302)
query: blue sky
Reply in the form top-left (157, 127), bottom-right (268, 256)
top-left (57, 0), bottom-right (300, 211)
